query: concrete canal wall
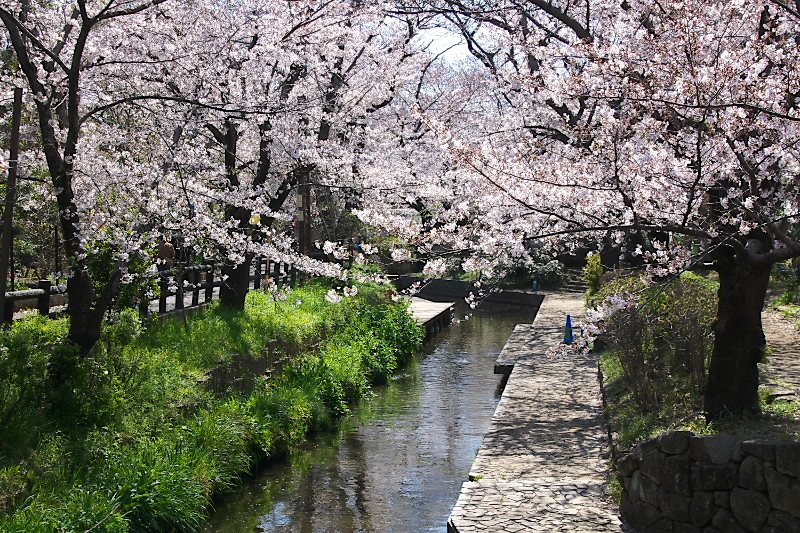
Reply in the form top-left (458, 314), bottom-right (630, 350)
top-left (393, 277), bottom-right (545, 309)
top-left (408, 297), bottom-right (455, 342)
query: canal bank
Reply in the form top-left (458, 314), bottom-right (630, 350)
top-left (447, 292), bottom-right (627, 532)
top-left (201, 300), bottom-right (536, 532)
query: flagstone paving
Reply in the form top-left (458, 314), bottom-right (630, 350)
top-left (761, 307), bottom-right (800, 399)
top-left (447, 292), bottom-right (629, 532)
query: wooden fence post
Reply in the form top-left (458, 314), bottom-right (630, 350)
top-left (175, 268), bottom-right (184, 310)
top-left (252, 257), bottom-right (261, 290)
top-left (205, 265), bottom-right (214, 303)
top-left (158, 275), bottom-right (168, 314)
top-left (267, 339), bottom-right (277, 369)
top-left (191, 268), bottom-right (200, 307)
top-left (138, 294), bottom-right (149, 318)
top-left (37, 279), bottom-right (51, 316)
top-left (3, 299), bottom-right (13, 323)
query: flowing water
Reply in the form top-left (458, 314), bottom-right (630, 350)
top-left (201, 302), bottom-right (535, 533)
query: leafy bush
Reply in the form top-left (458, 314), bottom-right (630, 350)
top-left (602, 300), bottom-right (659, 409)
top-left (772, 260), bottom-right (799, 305)
top-left (0, 317), bottom-right (67, 451)
top-left (531, 259), bottom-right (564, 288)
top-left (0, 486), bottom-right (129, 533)
top-left (582, 253), bottom-right (604, 295)
top-left (586, 270), bottom-right (650, 308)
top-left (593, 272), bottom-right (717, 411)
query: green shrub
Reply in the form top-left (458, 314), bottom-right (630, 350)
top-left (0, 317), bottom-right (67, 428)
top-left (772, 260), bottom-right (799, 305)
top-left (594, 271), bottom-right (717, 411)
top-left (95, 441), bottom-right (208, 532)
top-left (582, 253), bottom-right (604, 296)
top-left (0, 487), bottom-right (129, 533)
top-left (586, 271), bottom-right (649, 309)
top-left (319, 342), bottom-right (370, 409)
top-left (531, 259), bottom-right (564, 288)
top-left (185, 402), bottom-right (254, 492)
top-left (363, 301), bottom-right (423, 378)
top-left (246, 379), bottom-right (314, 451)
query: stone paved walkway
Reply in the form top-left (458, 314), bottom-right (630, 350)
top-left (761, 308), bottom-right (800, 400)
top-left (448, 292), bottom-right (628, 532)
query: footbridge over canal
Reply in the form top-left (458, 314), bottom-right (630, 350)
top-left (408, 297), bottom-right (455, 342)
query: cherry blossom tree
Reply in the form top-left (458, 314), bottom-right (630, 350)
top-left (169, 2), bottom-right (431, 307)
top-left (6, 0), bottom-right (796, 419)
top-left (0, 0), bottom-right (431, 355)
top-left (382, 0), bottom-right (800, 418)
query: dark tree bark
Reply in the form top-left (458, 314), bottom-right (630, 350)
top-left (704, 243), bottom-right (773, 417)
top-left (219, 256), bottom-right (253, 309)
top-left (1, 5), bottom-right (123, 356)
top-left (213, 119), bottom-right (298, 310)
top-left (205, 119), bottom-right (254, 310)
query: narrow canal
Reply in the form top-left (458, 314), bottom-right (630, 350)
top-left (201, 301), bottom-right (535, 532)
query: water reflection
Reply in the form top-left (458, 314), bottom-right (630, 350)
top-left (201, 302), bottom-right (534, 533)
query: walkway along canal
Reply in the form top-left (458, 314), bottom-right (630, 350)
top-left (200, 300), bottom-right (537, 532)
top-left (448, 292), bottom-right (625, 532)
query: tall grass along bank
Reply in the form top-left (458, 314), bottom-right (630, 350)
top-left (0, 280), bottom-right (423, 532)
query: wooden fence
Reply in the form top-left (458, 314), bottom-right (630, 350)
top-left (2, 258), bottom-right (298, 323)
top-left (2, 279), bottom-right (66, 323)
top-left (3, 260), bottom-right (305, 392)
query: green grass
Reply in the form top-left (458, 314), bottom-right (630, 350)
top-left (0, 279), bottom-right (423, 532)
top-left (778, 304), bottom-right (800, 326)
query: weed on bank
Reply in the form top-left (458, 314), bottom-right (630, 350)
top-left (0, 281), bottom-right (422, 532)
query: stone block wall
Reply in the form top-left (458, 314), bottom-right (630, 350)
top-left (618, 431), bottom-right (800, 533)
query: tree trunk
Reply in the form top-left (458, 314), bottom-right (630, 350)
top-left (219, 254), bottom-right (253, 310)
top-left (704, 254), bottom-right (772, 418)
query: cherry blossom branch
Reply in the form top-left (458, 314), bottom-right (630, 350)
top-left (94, 0), bottom-right (170, 22)
top-left (578, 94), bottom-right (800, 123)
top-left (725, 138), bottom-right (760, 197)
top-left (767, 222), bottom-right (800, 255)
top-left (529, 223), bottom-right (713, 242)
top-left (462, 159), bottom-right (616, 229)
top-left (0, 7), bottom-right (70, 74)
top-left (79, 95), bottom-right (282, 125)
top-left (518, 0), bottom-right (591, 41)
top-left (765, 0), bottom-right (800, 19)
top-left (280, 0), bottom-right (336, 42)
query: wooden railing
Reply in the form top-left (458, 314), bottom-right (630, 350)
top-left (3, 260), bottom-right (304, 394)
top-left (155, 259), bottom-right (297, 316)
top-left (2, 258), bottom-right (298, 323)
top-left (156, 263), bottom-right (220, 315)
top-left (2, 279), bottom-right (66, 322)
